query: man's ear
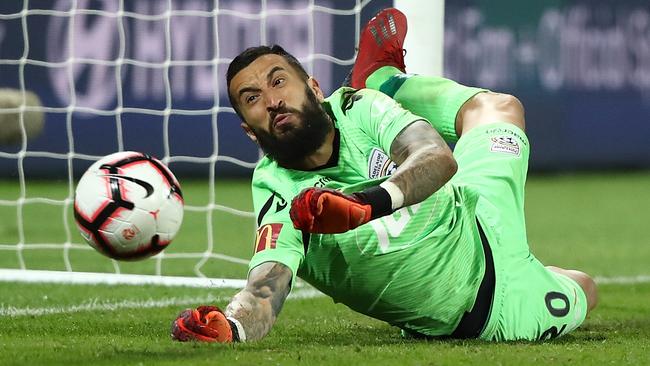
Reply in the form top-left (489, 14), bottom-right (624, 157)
top-left (307, 77), bottom-right (325, 102)
top-left (240, 123), bottom-right (258, 143)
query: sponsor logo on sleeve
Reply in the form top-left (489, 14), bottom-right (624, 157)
top-left (490, 136), bottom-right (521, 156)
top-left (368, 148), bottom-right (397, 179)
top-left (254, 223), bottom-right (283, 253)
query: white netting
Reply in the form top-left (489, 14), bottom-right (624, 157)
top-left (0, 0), bottom-right (379, 285)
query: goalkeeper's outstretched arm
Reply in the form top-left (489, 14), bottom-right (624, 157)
top-left (171, 261), bottom-right (291, 342)
top-left (224, 261), bottom-right (292, 341)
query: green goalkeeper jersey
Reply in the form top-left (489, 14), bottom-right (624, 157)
top-left (249, 86), bottom-right (485, 336)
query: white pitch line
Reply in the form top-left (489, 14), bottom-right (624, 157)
top-left (594, 275), bottom-right (650, 285)
top-left (0, 269), bottom-right (248, 288)
top-left (2, 270), bottom-right (649, 288)
top-left (0, 288), bottom-right (324, 318)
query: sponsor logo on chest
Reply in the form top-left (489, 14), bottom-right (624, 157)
top-left (368, 148), bottom-right (397, 179)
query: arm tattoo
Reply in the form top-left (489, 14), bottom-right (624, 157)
top-left (224, 262), bottom-right (292, 341)
top-left (388, 120), bottom-right (457, 207)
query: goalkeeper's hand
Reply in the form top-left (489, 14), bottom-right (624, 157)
top-left (290, 186), bottom-right (394, 234)
top-left (171, 305), bottom-right (238, 343)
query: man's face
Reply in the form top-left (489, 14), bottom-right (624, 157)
top-left (228, 54), bottom-right (332, 167)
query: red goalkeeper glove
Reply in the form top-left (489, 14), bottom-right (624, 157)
top-left (289, 186), bottom-right (393, 234)
top-left (171, 305), bottom-right (242, 343)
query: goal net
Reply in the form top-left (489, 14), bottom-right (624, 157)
top-left (0, 0), bottom-right (443, 287)
top-left (0, 0), bottom-right (374, 287)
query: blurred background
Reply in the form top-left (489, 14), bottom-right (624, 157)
top-left (1, 0), bottom-right (649, 180)
top-left (0, 0), bottom-right (649, 280)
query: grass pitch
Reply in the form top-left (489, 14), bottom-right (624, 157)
top-left (1, 172), bottom-right (649, 365)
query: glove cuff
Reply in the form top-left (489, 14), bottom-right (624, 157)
top-left (354, 185), bottom-right (393, 220)
top-left (379, 181), bottom-right (405, 209)
top-left (227, 317), bottom-right (246, 342)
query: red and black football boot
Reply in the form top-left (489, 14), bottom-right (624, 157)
top-left (346, 8), bottom-right (408, 89)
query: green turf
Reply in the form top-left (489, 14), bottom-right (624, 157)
top-left (0, 282), bottom-right (648, 365)
top-left (0, 173), bottom-right (649, 365)
top-left (525, 172), bottom-right (650, 276)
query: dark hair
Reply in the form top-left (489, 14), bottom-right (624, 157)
top-left (226, 45), bottom-right (309, 118)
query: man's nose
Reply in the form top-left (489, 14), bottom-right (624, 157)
top-left (266, 94), bottom-right (284, 110)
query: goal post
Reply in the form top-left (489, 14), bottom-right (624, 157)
top-left (393, 0), bottom-right (445, 77)
top-left (0, 0), bottom-right (445, 288)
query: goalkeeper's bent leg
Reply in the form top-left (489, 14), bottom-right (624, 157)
top-left (546, 266), bottom-right (598, 313)
top-left (364, 66), bottom-right (486, 144)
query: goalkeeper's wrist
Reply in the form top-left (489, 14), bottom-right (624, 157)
top-left (355, 182), bottom-right (404, 220)
top-left (379, 181), bottom-right (405, 210)
top-left (227, 317), bottom-right (246, 342)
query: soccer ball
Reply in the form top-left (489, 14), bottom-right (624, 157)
top-left (73, 151), bottom-right (184, 260)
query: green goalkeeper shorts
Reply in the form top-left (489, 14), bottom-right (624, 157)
top-left (451, 122), bottom-right (588, 341)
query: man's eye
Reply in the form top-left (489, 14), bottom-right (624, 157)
top-left (246, 95), bottom-right (258, 104)
top-left (273, 78), bottom-right (285, 86)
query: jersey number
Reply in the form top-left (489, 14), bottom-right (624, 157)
top-left (369, 204), bottom-right (421, 252)
top-left (539, 291), bottom-right (570, 340)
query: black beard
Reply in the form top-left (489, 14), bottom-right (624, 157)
top-left (252, 86), bottom-right (332, 168)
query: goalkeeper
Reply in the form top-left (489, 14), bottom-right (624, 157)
top-left (172, 8), bottom-right (598, 342)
